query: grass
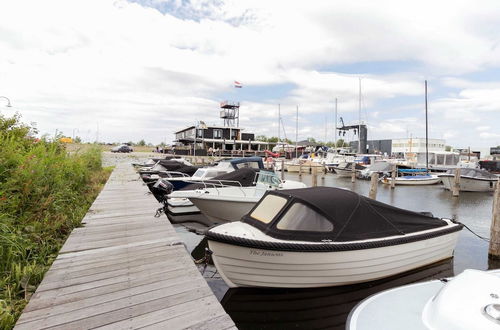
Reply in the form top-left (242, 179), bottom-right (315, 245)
top-left (0, 114), bottom-right (112, 329)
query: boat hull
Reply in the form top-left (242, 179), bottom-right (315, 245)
top-left (334, 168), bottom-right (359, 178)
top-left (439, 175), bottom-right (496, 192)
top-left (286, 164), bottom-right (310, 173)
top-left (382, 176), bottom-right (441, 185)
top-left (208, 230), bottom-right (461, 288)
top-left (189, 197), bottom-right (257, 224)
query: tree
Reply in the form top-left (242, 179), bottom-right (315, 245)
top-left (445, 145), bottom-right (452, 151)
top-left (336, 139), bottom-right (349, 147)
top-left (137, 139), bottom-right (146, 146)
top-left (74, 136), bottom-right (82, 143)
top-left (307, 137), bottom-right (316, 143)
top-left (256, 135), bottom-right (267, 142)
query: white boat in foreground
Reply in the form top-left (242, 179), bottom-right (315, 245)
top-left (382, 174), bottom-right (441, 185)
top-left (206, 187), bottom-right (463, 288)
top-left (348, 268), bottom-right (500, 330)
top-left (438, 168), bottom-right (499, 192)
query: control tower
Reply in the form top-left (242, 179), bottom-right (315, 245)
top-left (220, 101), bottom-right (240, 127)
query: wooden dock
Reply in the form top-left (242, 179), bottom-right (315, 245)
top-left (15, 163), bottom-right (236, 330)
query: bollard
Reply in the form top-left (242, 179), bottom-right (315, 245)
top-left (281, 159), bottom-right (285, 181)
top-left (351, 162), bottom-right (356, 183)
top-left (312, 167), bottom-right (318, 187)
top-left (452, 168), bottom-right (461, 197)
top-left (369, 172), bottom-right (378, 199)
top-left (299, 163), bottom-right (302, 178)
top-left (489, 180), bottom-right (500, 259)
top-left (390, 165), bottom-right (396, 189)
top-left (201, 158), bottom-right (205, 166)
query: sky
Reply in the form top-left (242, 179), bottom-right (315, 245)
top-left (1, 0), bottom-right (500, 148)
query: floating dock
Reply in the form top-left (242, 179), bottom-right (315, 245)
top-left (15, 163), bottom-right (236, 329)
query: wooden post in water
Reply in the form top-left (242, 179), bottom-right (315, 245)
top-left (452, 168), bottom-right (461, 197)
top-left (488, 180), bottom-right (500, 259)
top-left (390, 164), bottom-right (396, 189)
top-left (201, 158), bottom-right (205, 166)
top-left (351, 162), bottom-right (356, 183)
top-left (369, 172), bottom-right (378, 199)
top-left (312, 167), bottom-right (318, 187)
top-left (299, 163), bottom-right (302, 178)
top-left (281, 159), bottom-right (285, 181)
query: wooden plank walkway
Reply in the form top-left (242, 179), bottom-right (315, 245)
top-left (15, 163), bottom-right (236, 330)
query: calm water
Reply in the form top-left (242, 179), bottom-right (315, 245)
top-left (173, 172), bottom-right (498, 329)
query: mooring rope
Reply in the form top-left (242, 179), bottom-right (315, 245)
top-left (452, 218), bottom-right (490, 242)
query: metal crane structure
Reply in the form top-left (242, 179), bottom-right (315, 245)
top-left (338, 116), bottom-right (367, 154)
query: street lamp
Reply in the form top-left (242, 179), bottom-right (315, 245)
top-left (0, 96), bottom-right (12, 107)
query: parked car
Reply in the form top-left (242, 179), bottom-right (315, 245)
top-left (111, 145), bottom-right (133, 153)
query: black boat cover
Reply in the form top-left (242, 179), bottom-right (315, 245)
top-left (157, 160), bottom-right (185, 171)
top-left (243, 186), bottom-right (449, 242)
top-left (180, 168), bottom-right (260, 191)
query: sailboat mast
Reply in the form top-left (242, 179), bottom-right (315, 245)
top-left (278, 104), bottom-right (281, 145)
top-left (334, 98), bottom-right (338, 148)
top-left (296, 105), bottom-right (299, 158)
top-left (358, 78), bottom-right (361, 154)
top-left (425, 80), bottom-right (429, 172)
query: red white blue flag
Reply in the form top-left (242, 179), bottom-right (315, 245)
top-left (234, 81), bottom-right (242, 88)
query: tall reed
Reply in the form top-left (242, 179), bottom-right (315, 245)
top-left (0, 114), bottom-right (111, 328)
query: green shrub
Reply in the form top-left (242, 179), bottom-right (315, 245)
top-left (0, 114), bottom-right (111, 328)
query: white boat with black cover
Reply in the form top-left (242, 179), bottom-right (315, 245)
top-left (348, 268), bottom-right (500, 330)
top-left (438, 168), bottom-right (499, 192)
top-left (206, 187), bottom-right (463, 288)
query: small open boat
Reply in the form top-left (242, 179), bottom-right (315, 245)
top-left (382, 169), bottom-right (441, 185)
top-left (348, 268), bottom-right (500, 330)
top-left (206, 187), bottom-right (463, 288)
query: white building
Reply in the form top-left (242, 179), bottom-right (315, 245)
top-left (391, 138), bottom-right (446, 154)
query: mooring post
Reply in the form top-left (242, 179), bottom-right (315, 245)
top-left (452, 168), bottom-right (461, 197)
top-left (281, 159), bottom-right (285, 181)
top-left (312, 167), bottom-right (318, 187)
top-left (390, 165), bottom-right (396, 189)
top-left (369, 172), bottom-right (378, 199)
top-left (299, 163), bottom-right (302, 178)
top-left (488, 179), bottom-right (500, 259)
top-left (351, 162), bottom-right (356, 183)
top-left (201, 158), bottom-right (205, 166)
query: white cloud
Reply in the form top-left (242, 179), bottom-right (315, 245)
top-left (1, 0), bottom-right (500, 147)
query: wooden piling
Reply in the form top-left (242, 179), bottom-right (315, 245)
top-left (452, 168), bottom-right (461, 197)
top-left (351, 162), bottom-right (356, 183)
top-left (390, 165), bottom-right (396, 189)
top-left (201, 158), bottom-right (205, 166)
top-left (369, 172), bottom-right (378, 199)
top-left (488, 180), bottom-right (500, 259)
top-left (312, 167), bottom-right (318, 187)
top-left (281, 159), bottom-right (285, 181)
top-left (299, 163), bottom-right (302, 178)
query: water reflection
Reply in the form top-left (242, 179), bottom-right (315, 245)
top-left (221, 259), bottom-right (453, 330)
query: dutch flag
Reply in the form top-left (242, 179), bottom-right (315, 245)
top-left (234, 81), bottom-right (242, 88)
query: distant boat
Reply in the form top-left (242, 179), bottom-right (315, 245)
top-left (438, 168), bottom-right (499, 192)
top-left (330, 162), bottom-right (366, 177)
top-left (382, 169), bottom-right (441, 186)
top-left (206, 187), bottom-right (463, 288)
top-left (348, 269), bottom-right (500, 330)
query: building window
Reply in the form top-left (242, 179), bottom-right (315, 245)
top-left (214, 129), bottom-right (222, 139)
top-left (196, 129), bottom-right (203, 138)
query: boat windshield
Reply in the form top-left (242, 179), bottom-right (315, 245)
top-left (256, 171), bottom-right (281, 187)
top-left (276, 203), bottom-right (333, 232)
top-left (235, 162), bottom-right (261, 169)
top-left (250, 195), bottom-right (287, 224)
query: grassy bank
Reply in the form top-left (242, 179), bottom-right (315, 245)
top-left (0, 115), bottom-right (112, 328)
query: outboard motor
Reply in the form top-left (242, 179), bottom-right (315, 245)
top-left (150, 179), bottom-right (174, 203)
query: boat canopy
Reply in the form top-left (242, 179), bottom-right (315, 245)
top-left (227, 157), bottom-right (264, 170)
top-left (398, 168), bottom-right (427, 173)
top-left (243, 187), bottom-right (448, 242)
top-left (445, 168), bottom-right (498, 179)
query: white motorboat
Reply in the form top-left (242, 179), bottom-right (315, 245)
top-left (438, 168), bottom-right (499, 192)
top-left (348, 269), bottom-right (500, 330)
top-left (206, 187), bottom-right (463, 288)
top-left (358, 161), bottom-right (393, 179)
top-left (169, 171), bottom-right (306, 224)
top-left (382, 174), bottom-right (441, 185)
top-left (165, 167), bottom-right (260, 217)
